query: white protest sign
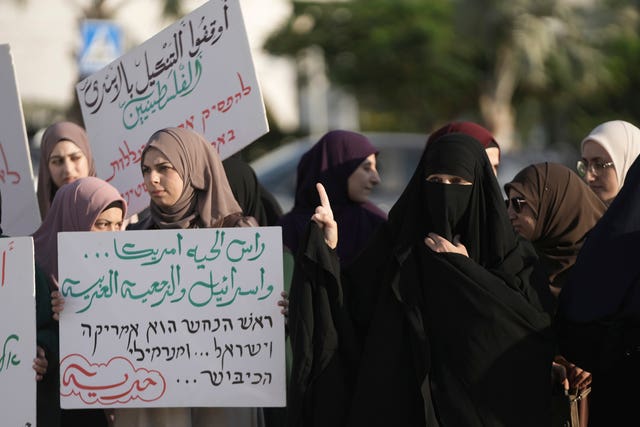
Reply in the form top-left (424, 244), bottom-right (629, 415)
top-left (77, 0), bottom-right (269, 216)
top-left (58, 227), bottom-right (284, 409)
top-left (0, 44), bottom-right (42, 236)
top-left (0, 237), bottom-right (36, 425)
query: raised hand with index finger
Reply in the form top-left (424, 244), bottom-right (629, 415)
top-left (311, 183), bottom-right (338, 249)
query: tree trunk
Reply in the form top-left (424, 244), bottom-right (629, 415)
top-left (479, 45), bottom-right (518, 151)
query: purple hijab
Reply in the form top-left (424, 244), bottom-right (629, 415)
top-left (32, 177), bottom-right (127, 281)
top-left (278, 130), bottom-right (387, 265)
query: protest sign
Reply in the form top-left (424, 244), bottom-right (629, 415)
top-left (0, 237), bottom-right (36, 425)
top-left (58, 227), bottom-right (284, 408)
top-left (77, 0), bottom-right (269, 216)
top-left (0, 44), bottom-right (42, 236)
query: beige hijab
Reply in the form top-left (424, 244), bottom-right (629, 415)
top-left (143, 127), bottom-right (254, 229)
top-left (37, 121), bottom-right (96, 220)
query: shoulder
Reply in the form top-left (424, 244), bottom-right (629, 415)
top-left (125, 215), bottom-right (155, 230)
top-left (223, 213), bottom-right (258, 228)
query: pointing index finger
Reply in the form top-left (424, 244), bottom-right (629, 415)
top-left (316, 183), bottom-right (332, 210)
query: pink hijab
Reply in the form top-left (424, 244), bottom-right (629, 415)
top-left (37, 121), bottom-right (97, 220)
top-left (32, 177), bottom-right (126, 280)
top-left (142, 127), bottom-right (252, 229)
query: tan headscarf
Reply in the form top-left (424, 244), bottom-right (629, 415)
top-left (142, 127), bottom-right (255, 229)
top-left (505, 162), bottom-right (606, 287)
top-left (37, 121), bottom-right (96, 220)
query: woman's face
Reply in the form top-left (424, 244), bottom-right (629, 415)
top-left (141, 147), bottom-right (184, 209)
top-left (485, 147), bottom-right (500, 176)
top-left (425, 173), bottom-right (473, 185)
top-left (347, 154), bottom-right (381, 203)
top-left (91, 207), bottom-right (124, 232)
top-left (506, 189), bottom-right (537, 240)
top-left (48, 140), bottom-right (90, 189)
top-left (581, 140), bottom-right (618, 205)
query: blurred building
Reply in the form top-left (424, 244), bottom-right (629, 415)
top-left (0, 0), bottom-right (299, 136)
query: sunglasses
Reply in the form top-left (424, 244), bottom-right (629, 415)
top-left (505, 197), bottom-right (527, 213)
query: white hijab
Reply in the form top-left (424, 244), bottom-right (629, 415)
top-left (581, 120), bottom-right (640, 190)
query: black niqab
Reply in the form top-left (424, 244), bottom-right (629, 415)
top-left (345, 133), bottom-right (553, 426)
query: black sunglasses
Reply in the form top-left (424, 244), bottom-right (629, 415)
top-left (505, 197), bottom-right (527, 213)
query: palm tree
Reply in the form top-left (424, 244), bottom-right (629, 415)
top-left (456, 0), bottom-right (633, 148)
top-left (265, 0), bottom-right (637, 150)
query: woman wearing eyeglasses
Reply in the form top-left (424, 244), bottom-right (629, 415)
top-left (557, 153), bottom-right (640, 426)
top-left (578, 120), bottom-right (640, 206)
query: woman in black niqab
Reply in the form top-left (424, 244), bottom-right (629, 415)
top-left (288, 133), bottom-right (554, 427)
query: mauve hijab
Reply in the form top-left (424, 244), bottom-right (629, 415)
top-left (427, 121), bottom-right (501, 159)
top-left (581, 120), bottom-right (640, 191)
top-left (142, 127), bottom-right (249, 229)
top-left (278, 130), bottom-right (386, 265)
top-left (505, 163), bottom-right (606, 288)
top-left (37, 121), bottom-right (97, 220)
top-left (32, 176), bottom-right (126, 280)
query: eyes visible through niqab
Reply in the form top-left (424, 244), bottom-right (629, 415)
top-left (425, 173), bottom-right (473, 185)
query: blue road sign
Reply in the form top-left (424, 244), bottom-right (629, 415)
top-left (78, 19), bottom-right (123, 77)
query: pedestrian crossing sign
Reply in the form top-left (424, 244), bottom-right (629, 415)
top-left (78, 19), bottom-right (123, 77)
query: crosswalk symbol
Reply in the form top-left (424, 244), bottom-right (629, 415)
top-left (78, 20), bottom-right (123, 77)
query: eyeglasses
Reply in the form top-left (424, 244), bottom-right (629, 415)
top-left (576, 159), bottom-right (614, 178)
top-left (505, 197), bottom-right (527, 214)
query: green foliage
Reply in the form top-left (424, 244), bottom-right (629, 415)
top-left (265, 0), bottom-right (480, 132)
top-left (265, 0), bottom-right (640, 149)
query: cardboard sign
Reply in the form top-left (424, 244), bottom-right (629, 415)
top-left (0, 44), bottom-right (42, 236)
top-left (58, 227), bottom-right (284, 408)
top-left (0, 237), bottom-right (36, 425)
top-left (77, 0), bottom-right (269, 216)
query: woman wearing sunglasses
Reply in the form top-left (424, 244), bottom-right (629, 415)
top-left (505, 162), bottom-right (606, 297)
top-left (578, 120), bottom-right (640, 206)
top-left (288, 133), bottom-right (554, 427)
top-left (505, 162), bottom-right (606, 427)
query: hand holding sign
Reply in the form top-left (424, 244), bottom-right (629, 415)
top-left (33, 346), bottom-right (48, 381)
top-left (51, 290), bottom-right (65, 321)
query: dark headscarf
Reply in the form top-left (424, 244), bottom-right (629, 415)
top-left (37, 121), bottom-right (97, 220)
top-left (427, 121), bottom-right (501, 159)
top-left (389, 133), bottom-right (513, 266)
top-left (278, 130), bottom-right (386, 265)
top-left (223, 153), bottom-right (282, 226)
top-left (141, 128), bottom-right (253, 229)
top-left (559, 154), bottom-right (640, 323)
top-left (556, 143), bottom-right (640, 427)
top-left (341, 133), bottom-right (552, 426)
top-left (505, 163), bottom-right (606, 288)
